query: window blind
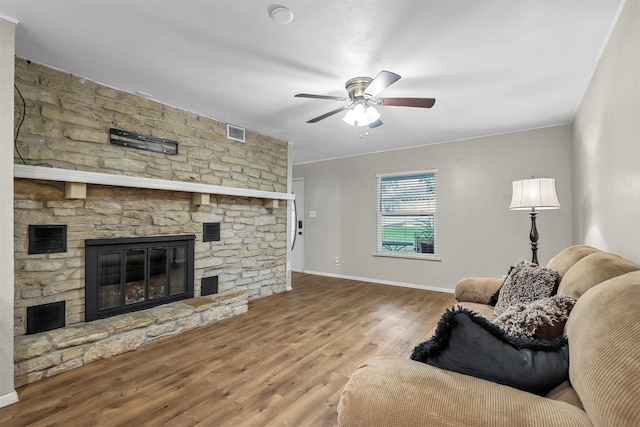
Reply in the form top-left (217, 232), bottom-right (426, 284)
top-left (376, 170), bottom-right (438, 258)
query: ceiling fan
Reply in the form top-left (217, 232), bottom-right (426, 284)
top-left (295, 70), bottom-right (435, 128)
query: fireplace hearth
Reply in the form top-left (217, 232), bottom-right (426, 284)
top-left (85, 235), bottom-right (195, 321)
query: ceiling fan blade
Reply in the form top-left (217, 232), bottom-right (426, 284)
top-left (379, 97), bottom-right (436, 108)
top-left (306, 105), bottom-right (352, 123)
top-left (368, 119), bottom-right (383, 129)
top-left (295, 93), bottom-right (350, 102)
top-left (364, 70), bottom-right (401, 97)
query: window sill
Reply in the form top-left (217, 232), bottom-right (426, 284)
top-left (373, 252), bottom-right (441, 261)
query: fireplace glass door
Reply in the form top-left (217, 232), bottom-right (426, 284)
top-left (86, 235), bottom-right (194, 321)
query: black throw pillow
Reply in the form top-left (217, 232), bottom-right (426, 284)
top-left (411, 307), bottom-right (569, 395)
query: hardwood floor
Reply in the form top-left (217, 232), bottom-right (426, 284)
top-left (0, 273), bottom-right (456, 427)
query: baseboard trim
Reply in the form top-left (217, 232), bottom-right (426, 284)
top-left (0, 390), bottom-right (19, 408)
top-left (301, 270), bottom-right (455, 294)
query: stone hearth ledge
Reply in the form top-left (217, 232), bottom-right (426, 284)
top-left (13, 290), bottom-right (249, 387)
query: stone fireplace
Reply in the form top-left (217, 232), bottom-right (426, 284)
top-left (12, 57), bottom-right (292, 386)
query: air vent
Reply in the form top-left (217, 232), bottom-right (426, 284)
top-left (226, 124), bottom-right (246, 143)
top-left (29, 225), bottom-right (67, 254)
top-left (27, 301), bottom-right (65, 334)
top-left (201, 276), bottom-right (219, 296)
top-left (203, 222), bottom-right (221, 242)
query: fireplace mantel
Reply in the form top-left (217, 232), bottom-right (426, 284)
top-left (14, 164), bottom-right (294, 206)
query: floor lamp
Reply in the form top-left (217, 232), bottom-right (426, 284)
top-left (509, 178), bottom-right (560, 265)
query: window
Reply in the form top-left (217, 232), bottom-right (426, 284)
top-left (376, 170), bottom-right (438, 259)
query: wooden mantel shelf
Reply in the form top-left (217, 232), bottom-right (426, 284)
top-left (14, 164), bottom-right (293, 206)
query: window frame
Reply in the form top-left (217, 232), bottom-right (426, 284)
top-left (374, 169), bottom-right (439, 261)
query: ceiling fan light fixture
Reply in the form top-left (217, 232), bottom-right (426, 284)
top-left (343, 103), bottom-right (380, 127)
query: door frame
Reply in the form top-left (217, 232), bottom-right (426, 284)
top-left (291, 178), bottom-right (304, 272)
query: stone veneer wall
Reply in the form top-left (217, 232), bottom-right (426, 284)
top-left (14, 181), bottom-right (287, 332)
top-left (13, 58), bottom-right (287, 190)
top-left (12, 58), bottom-right (289, 384)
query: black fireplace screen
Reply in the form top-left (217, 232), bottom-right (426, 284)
top-left (85, 235), bottom-right (194, 321)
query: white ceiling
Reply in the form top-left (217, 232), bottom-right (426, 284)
top-left (1, 0), bottom-right (623, 164)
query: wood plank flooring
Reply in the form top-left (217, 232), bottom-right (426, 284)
top-left (0, 273), bottom-right (456, 427)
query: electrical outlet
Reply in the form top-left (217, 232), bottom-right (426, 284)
top-left (335, 256), bottom-right (340, 265)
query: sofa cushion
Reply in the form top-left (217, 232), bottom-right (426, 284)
top-left (546, 381), bottom-right (584, 410)
top-left (494, 264), bottom-right (559, 315)
top-left (411, 307), bottom-right (569, 395)
top-left (454, 277), bottom-right (503, 304)
top-left (493, 295), bottom-right (577, 338)
top-left (557, 251), bottom-right (638, 298)
top-left (455, 301), bottom-right (498, 321)
top-left (338, 357), bottom-right (591, 427)
top-left (565, 270), bottom-right (640, 426)
top-left (545, 245), bottom-right (600, 279)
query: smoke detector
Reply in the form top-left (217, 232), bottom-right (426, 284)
top-left (269, 5), bottom-right (294, 24)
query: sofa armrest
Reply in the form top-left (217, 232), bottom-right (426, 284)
top-left (454, 277), bottom-right (503, 304)
top-left (338, 357), bottom-right (590, 427)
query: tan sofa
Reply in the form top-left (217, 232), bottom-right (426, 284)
top-left (337, 245), bottom-right (640, 426)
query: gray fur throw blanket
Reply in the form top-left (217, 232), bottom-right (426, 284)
top-left (493, 295), bottom-right (577, 338)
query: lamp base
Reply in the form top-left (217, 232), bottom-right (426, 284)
top-left (529, 211), bottom-right (539, 265)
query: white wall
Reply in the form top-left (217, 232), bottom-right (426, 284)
top-left (572, 0), bottom-right (640, 264)
top-left (0, 16), bottom-right (18, 407)
top-left (293, 125), bottom-right (573, 291)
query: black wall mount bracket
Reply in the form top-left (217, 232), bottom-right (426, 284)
top-left (110, 128), bottom-right (178, 155)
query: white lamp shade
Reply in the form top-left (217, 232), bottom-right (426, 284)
top-left (365, 106), bottom-right (381, 123)
top-left (342, 109), bottom-right (356, 125)
top-left (510, 178), bottom-right (560, 210)
top-left (343, 104), bottom-right (367, 126)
